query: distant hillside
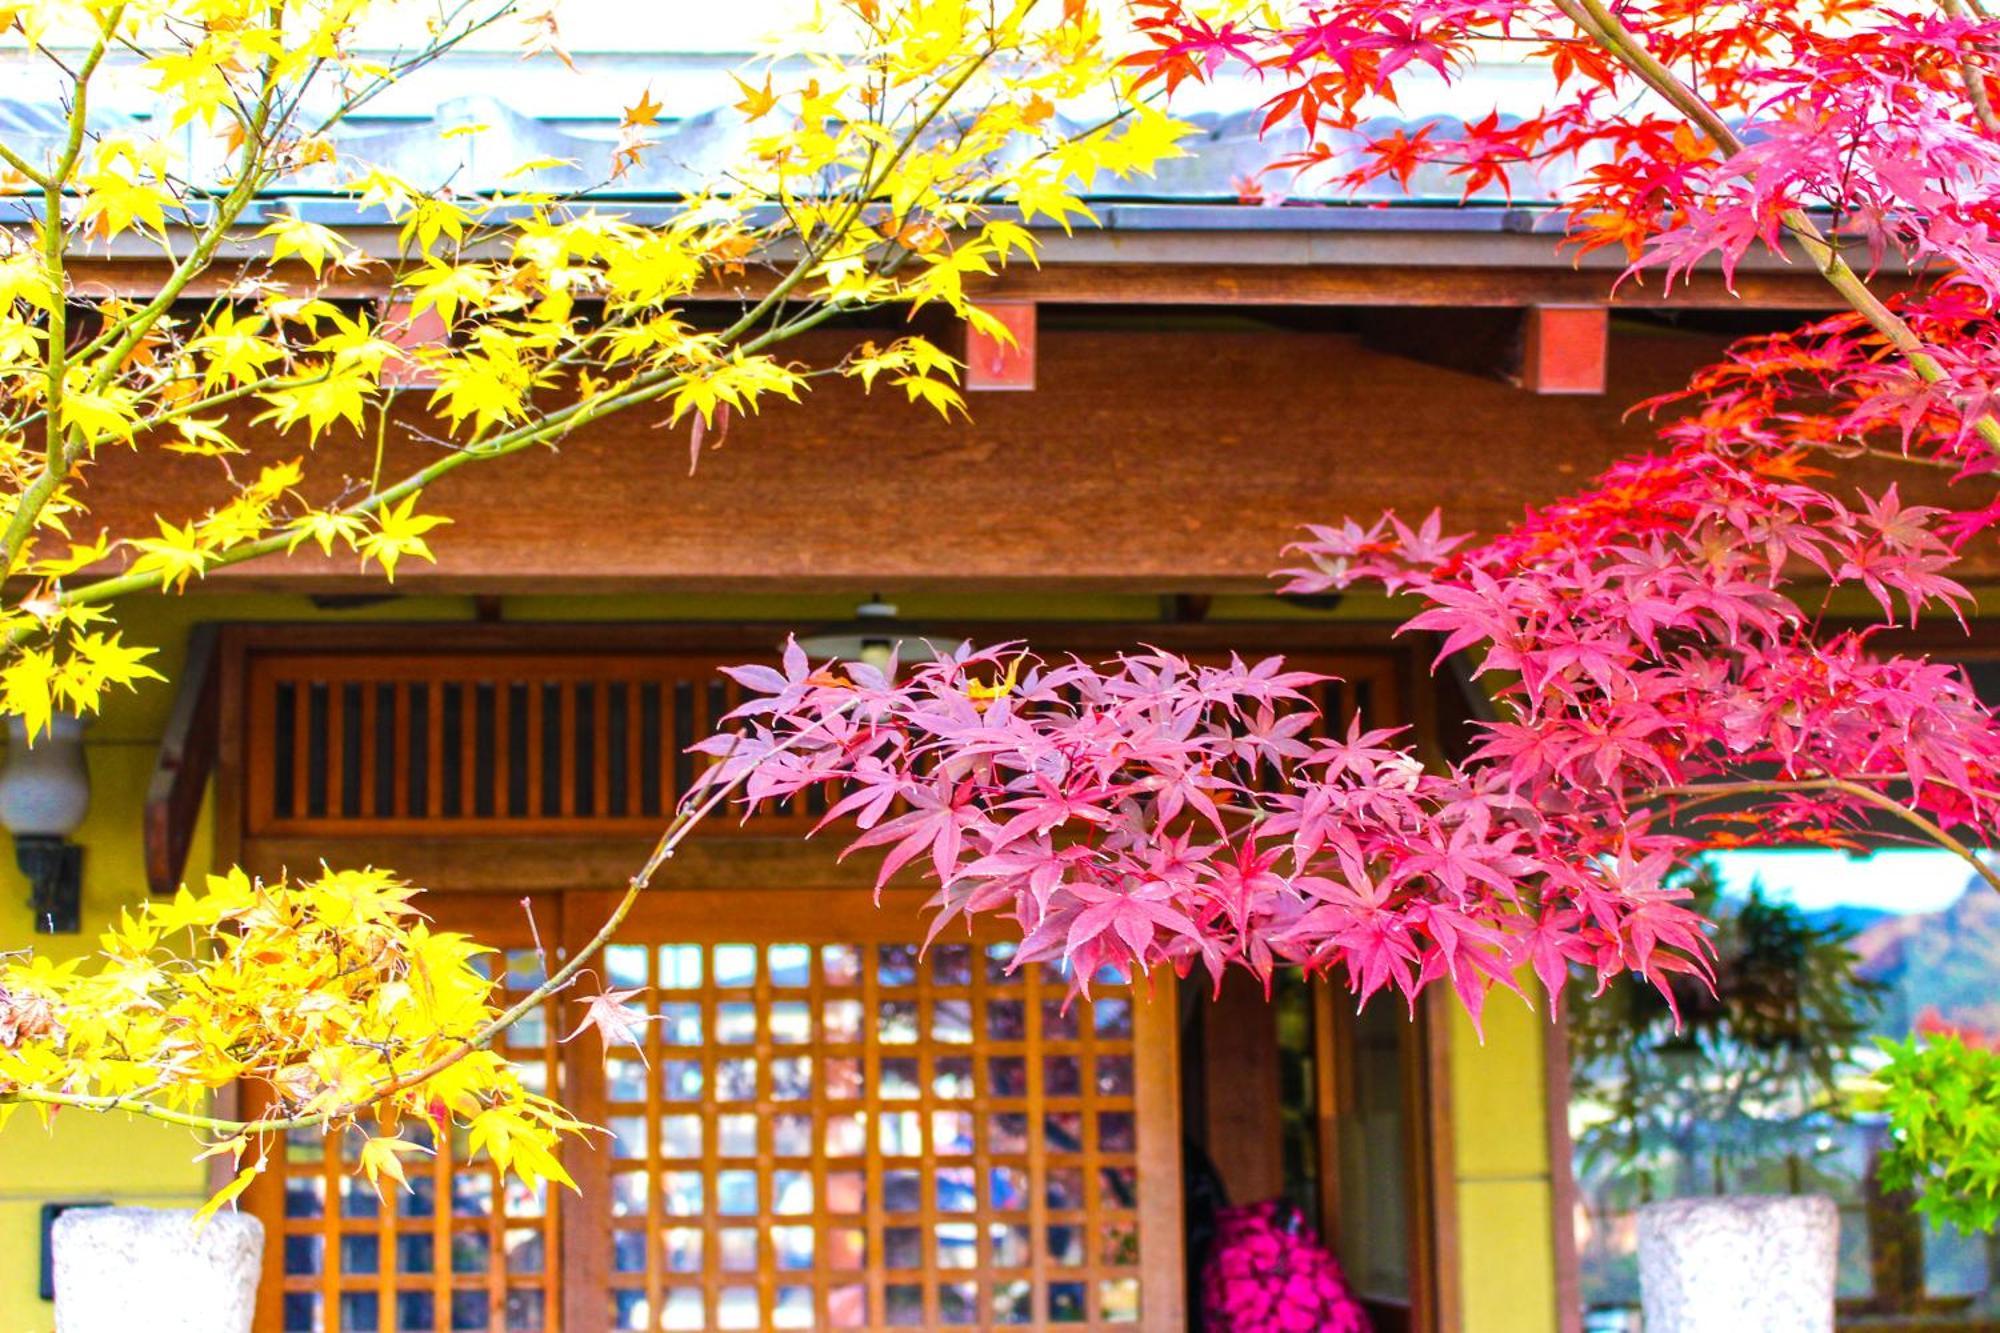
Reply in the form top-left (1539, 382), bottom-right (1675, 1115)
top-left (1802, 904), bottom-right (1895, 940)
top-left (1849, 881), bottom-right (2000, 1040)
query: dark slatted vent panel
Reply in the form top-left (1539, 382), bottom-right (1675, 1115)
top-left (245, 651), bottom-right (1400, 839)
top-left (247, 654), bottom-right (819, 839)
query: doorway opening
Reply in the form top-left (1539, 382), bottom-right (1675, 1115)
top-left (1179, 965), bottom-right (1449, 1333)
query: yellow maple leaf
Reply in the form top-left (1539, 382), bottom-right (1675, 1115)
top-left (128, 518), bottom-right (213, 591)
top-left (285, 510), bottom-right (367, 557)
top-left (0, 646), bottom-right (57, 740)
top-left (358, 1135), bottom-right (429, 1193)
top-left (894, 371), bottom-right (966, 420)
top-left (623, 87), bottom-right (664, 129)
top-left (258, 214), bottom-right (353, 277)
top-left (193, 1160), bottom-right (263, 1228)
top-left (732, 73), bottom-right (778, 119)
top-left (357, 493), bottom-right (450, 581)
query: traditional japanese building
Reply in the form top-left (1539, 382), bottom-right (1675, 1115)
top-left (2, 26), bottom-right (1992, 1333)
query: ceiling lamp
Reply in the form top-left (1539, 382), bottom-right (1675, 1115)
top-left (795, 598), bottom-right (938, 674)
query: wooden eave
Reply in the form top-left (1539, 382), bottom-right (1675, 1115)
top-left (46, 202), bottom-right (1935, 597)
top-left (45, 201), bottom-right (1877, 308)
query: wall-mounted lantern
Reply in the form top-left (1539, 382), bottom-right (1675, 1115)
top-left (0, 713), bottom-right (90, 933)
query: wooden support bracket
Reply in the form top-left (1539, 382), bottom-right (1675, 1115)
top-left (379, 299), bottom-right (449, 390)
top-left (1521, 304), bottom-right (1608, 395)
top-left (145, 624), bottom-right (220, 895)
top-left (963, 299), bottom-right (1037, 391)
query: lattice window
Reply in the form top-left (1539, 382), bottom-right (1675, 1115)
top-left (243, 654), bottom-right (823, 839)
top-left (263, 941), bottom-right (562, 1333)
top-left (594, 935), bottom-right (1149, 1331)
top-left (241, 648), bottom-right (1394, 842)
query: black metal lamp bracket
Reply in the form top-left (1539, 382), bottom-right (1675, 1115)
top-left (18, 834), bottom-right (82, 934)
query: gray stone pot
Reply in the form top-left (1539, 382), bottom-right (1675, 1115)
top-left (1638, 1194), bottom-right (1838, 1333)
top-left (52, 1207), bottom-right (263, 1333)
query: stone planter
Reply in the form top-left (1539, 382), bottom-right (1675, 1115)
top-left (51, 1207), bottom-right (263, 1333)
top-left (1638, 1193), bottom-right (1838, 1333)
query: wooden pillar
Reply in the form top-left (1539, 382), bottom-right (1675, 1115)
top-left (1200, 970), bottom-right (1286, 1202)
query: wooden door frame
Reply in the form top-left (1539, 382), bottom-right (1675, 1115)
top-left (211, 617), bottom-right (1458, 1332)
top-left (1405, 634), bottom-right (1466, 1333)
top-left (1307, 981), bottom-right (1461, 1333)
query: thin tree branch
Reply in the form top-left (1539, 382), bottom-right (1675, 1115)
top-left (1, 708), bottom-right (840, 1136)
top-left (1559, 0), bottom-right (2000, 457)
top-left (1645, 775), bottom-right (2000, 895)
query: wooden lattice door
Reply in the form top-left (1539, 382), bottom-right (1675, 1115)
top-left (563, 887), bottom-right (1183, 1333)
top-left (250, 888), bottom-right (1183, 1333)
top-left (250, 895), bottom-right (568, 1333)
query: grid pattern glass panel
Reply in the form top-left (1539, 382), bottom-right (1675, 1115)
top-left (272, 946), bottom-right (561, 1333)
top-left (600, 937), bottom-right (1145, 1331)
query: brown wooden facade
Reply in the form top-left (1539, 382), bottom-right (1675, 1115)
top-left (68, 287), bottom-right (1977, 599)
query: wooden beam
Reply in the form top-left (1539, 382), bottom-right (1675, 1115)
top-left (144, 624), bottom-right (220, 895)
top-left (1029, 262), bottom-right (1849, 310)
top-left (67, 324), bottom-right (1991, 592)
top-left (57, 256), bottom-right (1880, 310)
top-left (215, 617), bottom-right (1416, 658)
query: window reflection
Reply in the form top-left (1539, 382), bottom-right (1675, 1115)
top-left (1570, 851), bottom-right (2000, 1330)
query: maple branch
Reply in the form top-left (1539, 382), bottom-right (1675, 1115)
top-left (2, 11), bottom-right (123, 575)
top-left (1817, 442), bottom-right (1967, 473)
top-left (0, 1), bottom-right (518, 579)
top-left (705, 38), bottom-right (997, 354)
top-left (1939, 0), bottom-right (2000, 137)
top-left (11, 38), bottom-right (1012, 624)
top-left (1646, 775), bottom-right (2000, 896)
top-left (1559, 0), bottom-right (2000, 458)
top-left (4, 1086), bottom-right (253, 1134)
top-left (0, 705), bottom-right (846, 1137)
top-left (0, 138), bottom-right (49, 190)
top-left (35, 297), bottom-right (846, 617)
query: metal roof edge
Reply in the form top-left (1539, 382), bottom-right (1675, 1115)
top-left (12, 197), bottom-right (1829, 280)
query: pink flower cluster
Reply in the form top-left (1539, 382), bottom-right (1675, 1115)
top-left (1200, 1200), bottom-right (1372, 1333)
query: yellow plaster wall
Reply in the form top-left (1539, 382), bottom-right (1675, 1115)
top-left (0, 739), bottom-right (218, 1332)
top-left (0, 594), bottom-right (460, 1332)
top-left (1449, 996), bottom-right (1561, 1333)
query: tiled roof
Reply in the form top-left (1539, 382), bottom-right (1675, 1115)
top-left (0, 49), bottom-right (1571, 233)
